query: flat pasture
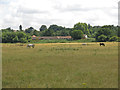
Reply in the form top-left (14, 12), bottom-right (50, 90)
top-left (2, 42), bottom-right (118, 88)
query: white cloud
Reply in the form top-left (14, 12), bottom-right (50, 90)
top-left (0, 0), bottom-right (119, 30)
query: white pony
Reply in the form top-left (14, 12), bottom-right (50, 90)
top-left (27, 44), bottom-right (35, 48)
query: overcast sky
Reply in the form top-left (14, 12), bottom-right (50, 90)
top-left (0, 0), bottom-right (119, 30)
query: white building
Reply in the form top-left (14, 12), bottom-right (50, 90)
top-left (83, 34), bottom-right (88, 39)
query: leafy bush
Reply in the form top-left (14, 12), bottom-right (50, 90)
top-left (71, 30), bottom-right (83, 40)
top-left (95, 28), bottom-right (112, 42)
top-left (2, 32), bottom-right (32, 43)
top-left (97, 35), bottom-right (107, 42)
top-left (109, 36), bottom-right (118, 42)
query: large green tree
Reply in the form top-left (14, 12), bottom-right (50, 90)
top-left (32, 30), bottom-right (40, 36)
top-left (1, 27), bottom-right (14, 32)
top-left (109, 36), bottom-right (118, 42)
top-left (39, 25), bottom-right (47, 31)
top-left (25, 27), bottom-right (34, 33)
top-left (97, 35), bottom-right (107, 42)
top-left (42, 29), bottom-right (54, 36)
top-left (2, 32), bottom-right (31, 43)
top-left (48, 25), bottom-right (65, 32)
top-left (71, 30), bottom-right (83, 40)
top-left (95, 28), bottom-right (112, 41)
top-left (74, 22), bottom-right (90, 35)
top-left (118, 26), bottom-right (120, 37)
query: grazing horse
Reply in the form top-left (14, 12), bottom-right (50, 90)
top-left (27, 44), bottom-right (35, 48)
top-left (82, 43), bottom-right (87, 45)
top-left (100, 43), bottom-right (105, 46)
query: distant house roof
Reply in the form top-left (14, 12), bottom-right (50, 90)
top-left (57, 36), bottom-right (72, 39)
top-left (83, 34), bottom-right (87, 36)
top-left (13, 30), bottom-right (17, 32)
top-left (39, 36), bottom-right (57, 39)
top-left (32, 35), bottom-right (36, 37)
top-left (38, 36), bottom-right (72, 40)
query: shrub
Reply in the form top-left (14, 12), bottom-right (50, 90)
top-left (97, 34), bottom-right (107, 42)
top-left (109, 36), bottom-right (118, 42)
top-left (71, 30), bottom-right (83, 40)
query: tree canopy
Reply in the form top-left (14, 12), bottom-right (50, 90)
top-left (71, 30), bottom-right (84, 40)
top-left (39, 25), bottom-right (47, 31)
top-left (1, 22), bottom-right (119, 43)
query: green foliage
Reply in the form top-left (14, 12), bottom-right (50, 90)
top-left (30, 38), bottom-right (95, 43)
top-left (55, 30), bottom-right (70, 36)
top-left (39, 25), bottom-right (47, 31)
top-left (20, 38), bottom-right (28, 43)
top-left (32, 30), bottom-right (40, 36)
top-left (74, 22), bottom-right (90, 35)
top-left (39, 24), bottom-right (72, 36)
top-left (95, 28), bottom-right (112, 41)
top-left (0, 31), bottom-right (2, 43)
top-left (72, 38), bottom-right (95, 42)
top-left (25, 27), bottom-right (40, 36)
top-left (48, 24), bottom-right (65, 32)
top-left (25, 27), bottom-right (34, 33)
top-left (13, 36), bottom-right (19, 43)
top-left (17, 32), bottom-right (26, 39)
top-left (42, 29), bottom-right (54, 36)
top-left (96, 28), bottom-right (112, 36)
top-left (31, 39), bottom-right (69, 43)
top-left (2, 32), bottom-right (31, 43)
top-left (39, 23), bottom-right (118, 39)
top-left (118, 37), bottom-right (120, 42)
top-left (118, 26), bottom-right (120, 37)
top-left (71, 30), bottom-right (83, 40)
top-left (1, 23), bottom-right (119, 43)
top-left (1, 28), bottom-right (14, 32)
top-left (109, 36), bottom-right (118, 42)
top-left (97, 35), bottom-right (107, 42)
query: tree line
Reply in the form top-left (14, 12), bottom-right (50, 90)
top-left (1, 22), bottom-right (119, 43)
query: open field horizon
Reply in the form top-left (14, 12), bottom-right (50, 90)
top-left (2, 42), bottom-right (118, 88)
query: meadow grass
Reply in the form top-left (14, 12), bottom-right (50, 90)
top-left (30, 38), bottom-right (95, 43)
top-left (2, 42), bottom-right (118, 88)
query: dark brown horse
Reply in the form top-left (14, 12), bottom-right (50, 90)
top-left (100, 43), bottom-right (105, 46)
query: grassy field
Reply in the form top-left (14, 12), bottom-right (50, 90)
top-left (2, 42), bottom-right (118, 88)
top-left (30, 38), bottom-right (95, 43)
